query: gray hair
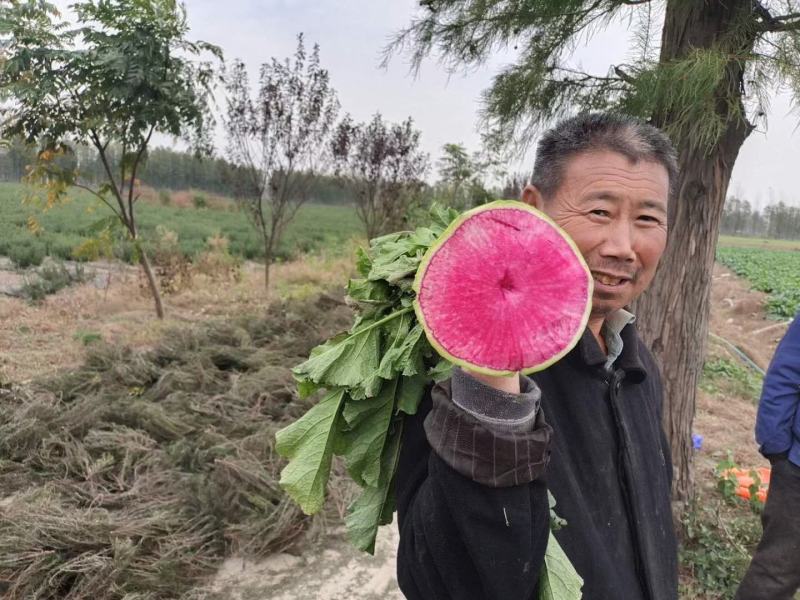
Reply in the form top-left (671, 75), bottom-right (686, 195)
top-left (531, 112), bottom-right (678, 201)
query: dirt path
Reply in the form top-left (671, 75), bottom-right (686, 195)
top-left (205, 525), bottom-right (403, 600)
top-left (692, 264), bottom-right (791, 482)
top-left (708, 264), bottom-right (790, 371)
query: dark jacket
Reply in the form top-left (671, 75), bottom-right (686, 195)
top-left (755, 314), bottom-right (800, 467)
top-left (396, 324), bottom-right (678, 600)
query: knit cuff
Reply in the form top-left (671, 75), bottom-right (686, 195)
top-left (450, 366), bottom-right (541, 433)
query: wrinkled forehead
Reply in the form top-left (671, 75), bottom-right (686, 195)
top-left (557, 150), bottom-right (670, 206)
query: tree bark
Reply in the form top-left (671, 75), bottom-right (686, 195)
top-left (138, 246), bottom-right (165, 319)
top-left (264, 238), bottom-right (273, 292)
top-left (634, 0), bottom-right (756, 503)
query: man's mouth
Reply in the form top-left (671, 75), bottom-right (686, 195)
top-left (591, 271), bottom-right (632, 287)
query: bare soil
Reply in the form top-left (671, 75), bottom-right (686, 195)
top-left (708, 264), bottom-right (788, 371)
top-left (202, 525), bottom-right (403, 600)
top-left (0, 257), bottom-right (790, 598)
top-left (693, 264), bottom-right (791, 488)
top-left (0, 252), bottom-right (353, 383)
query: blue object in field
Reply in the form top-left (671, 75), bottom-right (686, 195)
top-left (692, 434), bottom-right (703, 450)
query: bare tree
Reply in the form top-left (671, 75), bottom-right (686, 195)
top-left (332, 113), bottom-right (429, 239)
top-left (224, 34), bottom-right (339, 290)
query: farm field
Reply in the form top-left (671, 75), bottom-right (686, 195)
top-left (716, 246), bottom-right (800, 318)
top-left (718, 234), bottom-right (800, 251)
top-left (0, 182), bottom-right (364, 267)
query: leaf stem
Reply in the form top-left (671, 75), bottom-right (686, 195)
top-left (350, 306), bottom-right (414, 337)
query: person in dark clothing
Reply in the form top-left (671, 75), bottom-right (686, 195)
top-left (736, 315), bottom-right (800, 600)
top-left (396, 112), bottom-right (679, 600)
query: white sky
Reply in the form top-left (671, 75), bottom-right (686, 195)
top-left (53, 0), bottom-right (800, 207)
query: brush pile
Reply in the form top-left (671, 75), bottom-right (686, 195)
top-left (0, 294), bottom-right (354, 599)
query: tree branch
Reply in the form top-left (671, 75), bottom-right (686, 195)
top-left (89, 129), bottom-right (129, 227)
top-left (755, 0), bottom-right (800, 31)
top-left (72, 182), bottom-right (123, 221)
top-left (613, 66), bottom-right (636, 84)
top-left (127, 125), bottom-right (155, 236)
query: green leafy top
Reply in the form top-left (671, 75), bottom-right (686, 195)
top-left (276, 203), bottom-right (458, 554)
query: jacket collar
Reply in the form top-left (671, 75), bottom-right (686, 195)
top-left (573, 322), bottom-right (648, 383)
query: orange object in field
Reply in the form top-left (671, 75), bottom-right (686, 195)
top-left (722, 467), bottom-right (771, 503)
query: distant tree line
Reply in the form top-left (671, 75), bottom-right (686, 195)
top-left (0, 138), bottom-right (354, 205)
top-left (720, 196), bottom-right (800, 240)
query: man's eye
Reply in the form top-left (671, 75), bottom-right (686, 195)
top-left (590, 209), bottom-right (610, 217)
top-left (638, 215), bottom-right (661, 224)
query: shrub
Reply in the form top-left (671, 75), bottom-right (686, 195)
top-left (193, 233), bottom-right (242, 281)
top-left (113, 239), bottom-right (137, 264)
top-left (19, 261), bottom-right (88, 303)
top-left (159, 189), bottom-right (172, 206)
top-left (149, 226), bottom-right (192, 294)
top-left (9, 241), bottom-right (46, 269)
top-left (192, 193), bottom-right (207, 209)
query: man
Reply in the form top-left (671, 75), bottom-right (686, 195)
top-left (396, 112), bottom-right (678, 600)
top-left (736, 314), bottom-right (800, 600)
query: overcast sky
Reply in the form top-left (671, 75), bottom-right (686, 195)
top-left (55, 0), bottom-right (800, 207)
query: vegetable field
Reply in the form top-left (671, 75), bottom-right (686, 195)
top-left (0, 183), bottom-right (363, 267)
top-left (716, 247), bottom-right (800, 318)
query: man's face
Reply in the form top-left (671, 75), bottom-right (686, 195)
top-left (522, 150), bottom-right (669, 320)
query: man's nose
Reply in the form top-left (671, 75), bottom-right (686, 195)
top-left (599, 220), bottom-right (636, 263)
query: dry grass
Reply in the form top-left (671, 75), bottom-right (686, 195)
top-left (0, 250), bottom-right (355, 384)
top-left (0, 294), bottom-right (358, 599)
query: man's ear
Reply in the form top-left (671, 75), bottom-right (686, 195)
top-left (521, 184), bottom-right (545, 211)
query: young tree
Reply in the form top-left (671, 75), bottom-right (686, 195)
top-left (0, 0), bottom-right (220, 318)
top-left (436, 142), bottom-right (498, 209)
top-left (388, 0), bottom-right (800, 502)
top-left (223, 35), bottom-right (339, 290)
top-left (332, 113), bottom-right (429, 239)
top-left (437, 142), bottom-right (473, 207)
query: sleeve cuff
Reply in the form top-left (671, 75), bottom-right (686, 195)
top-left (423, 379), bottom-right (552, 488)
top-left (450, 366), bottom-right (541, 433)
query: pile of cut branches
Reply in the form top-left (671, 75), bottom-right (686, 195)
top-left (0, 295), bottom-right (353, 599)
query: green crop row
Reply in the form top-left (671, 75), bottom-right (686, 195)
top-left (0, 183), bottom-right (364, 267)
top-left (716, 247), bottom-right (800, 319)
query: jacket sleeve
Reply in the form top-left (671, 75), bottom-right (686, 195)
top-left (756, 317), bottom-right (800, 456)
top-left (395, 368), bottom-right (552, 600)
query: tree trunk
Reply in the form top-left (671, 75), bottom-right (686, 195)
top-left (138, 246), bottom-right (165, 319)
top-left (634, 0), bottom-right (756, 503)
top-left (264, 238), bottom-right (273, 292)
